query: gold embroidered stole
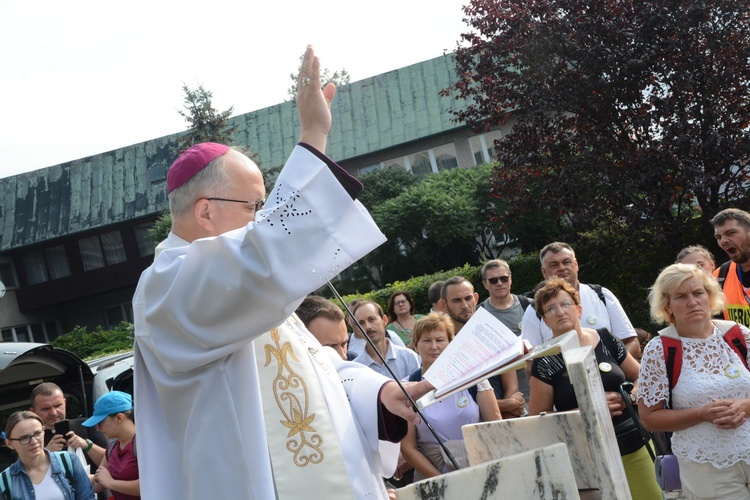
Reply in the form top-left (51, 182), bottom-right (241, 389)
top-left (256, 317), bottom-right (354, 500)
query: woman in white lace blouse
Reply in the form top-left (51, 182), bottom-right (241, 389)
top-left (639, 263), bottom-right (750, 499)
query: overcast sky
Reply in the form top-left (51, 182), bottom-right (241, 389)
top-left (0, 0), bottom-right (471, 179)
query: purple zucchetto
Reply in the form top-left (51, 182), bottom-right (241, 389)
top-left (166, 142), bottom-right (230, 194)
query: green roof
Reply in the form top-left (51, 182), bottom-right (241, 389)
top-left (0, 53), bottom-right (467, 251)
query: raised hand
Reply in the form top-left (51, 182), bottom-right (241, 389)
top-left (297, 45), bottom-right (336, 153)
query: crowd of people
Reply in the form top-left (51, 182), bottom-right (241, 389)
top-left (3, 43), bottom-right (749, 499)
top-left (2, 385), bottom-right (139, 499)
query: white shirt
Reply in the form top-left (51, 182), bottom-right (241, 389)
top-left (639, 324), bottom-right (750, 467)
top-left (133, 145), bottom-right (394, 500)
top-left (521, 283), bottom-right (636, 346)
top-left (353, 340), bottom-right (421, 380)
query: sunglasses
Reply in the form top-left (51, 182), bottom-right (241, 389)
top-left (486, 276), bottom-right (510, 285)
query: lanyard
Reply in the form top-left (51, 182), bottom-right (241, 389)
top-left (736, 264), bottom-right (750, 305)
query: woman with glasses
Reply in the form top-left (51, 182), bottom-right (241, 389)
top-left (82, 391), bottom-right (139, 500)
top-left (2, 411), bottom-right (94, 499)
top-left (386, 291), bottom-right (424, 345)
top-left (528, 277), bottom-right (661, 499)
top-left (400, 313), bottom-right (501, 480)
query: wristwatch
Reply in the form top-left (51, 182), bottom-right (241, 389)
top-left (84, 439), bottom-right (94, 453)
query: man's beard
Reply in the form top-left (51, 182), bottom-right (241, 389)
top-left (448, 310), bottom-right (469, 325)
top-left (732, 247), bottom-right (750, 265)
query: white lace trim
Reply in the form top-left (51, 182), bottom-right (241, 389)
top-left (639, 325), bottom-right (750, 467)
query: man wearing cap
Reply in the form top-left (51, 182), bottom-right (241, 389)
top-left (133, 46), bottom-right (431, 500)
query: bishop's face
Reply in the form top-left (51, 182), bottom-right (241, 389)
top-left (206, 150), bottom-right (266, 236)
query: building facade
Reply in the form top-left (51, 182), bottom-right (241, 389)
top-left (0, 53), bottom-right (509, 341)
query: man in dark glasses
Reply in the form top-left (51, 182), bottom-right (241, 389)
top-left (479, 259), bottom-right (533, 407)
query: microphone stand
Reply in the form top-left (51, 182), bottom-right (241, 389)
top-left (326, 281), bottom-right (460, 471)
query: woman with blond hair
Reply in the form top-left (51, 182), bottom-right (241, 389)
top-left (639, 263), bottom-right (750, 499)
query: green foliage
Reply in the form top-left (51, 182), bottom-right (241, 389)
top-left (357, 167), bottom-right (419, 211)
top-left (147, 212), bottom-right (172, 248)
top-left (338, 253), bottom-right (543, 316)
top-left (446, 0), bottom-right (750, 329)
top-left (176, 84), bottom-right (239, 153)
top-left (51, 323), bottom-right (135, 360)
top-left (369, 164), bottom-right (501, 279)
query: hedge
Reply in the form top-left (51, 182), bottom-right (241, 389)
top-left (337, 253), bottom-right (542, 316)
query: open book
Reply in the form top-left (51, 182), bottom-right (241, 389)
top-left (417, 308), bottom-right (580, 409)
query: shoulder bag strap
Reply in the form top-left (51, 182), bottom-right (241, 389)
top-left (52, 451), bottom-right (75, 493)
top-left (717, 261), bottom-right (732, 290)
top-left (1, 468), bottom-right (11, 500)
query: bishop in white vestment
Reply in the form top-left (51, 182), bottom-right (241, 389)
top-left (133, 47), bottom-right (430, 500)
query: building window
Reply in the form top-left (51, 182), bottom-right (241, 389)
top-left (383, 157), bottom-right (407, 171)
top-left (1, 321), bottom-right (60, 343)
top-left (79, 231), bottom-right (126, 271)
top-left (45, 246), bottom-right (71, 280)
top-left (21, 245), bottom-right (71, 285)
top-left (134, 224), bottom-right (156, 258)
top-left (433, 144), bottom-right (458, 171)
top-left (357, 164), bottom-right (382, 175)
top-left (22, 251), bottom-right (49, 285)
top-left (105, 302), bottom-right (134, 329)
top-left (0, 261), bottom-right (20, 289)
top-left (470, 130), bottom-right (503, 165)
top-left (408, 151), bottom-right (433, 175)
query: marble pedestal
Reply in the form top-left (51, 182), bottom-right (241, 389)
top-left (464, 411), bottom-right (597, 489)
top-left (463, 346), bottom-right (631, 499)
top-left (395, 443), bottom-right (580, 500)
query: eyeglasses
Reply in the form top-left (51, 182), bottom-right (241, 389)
top-left (543, 300), bottom-right (576, 316)
top-left (7, 429), bottom-right (44, 445)
top-left (206, 197), bottom-right (265, 212)
top-left (394, 300), bottom-right (408, 306)
top-left (486, 276), bottom-right (511, 285)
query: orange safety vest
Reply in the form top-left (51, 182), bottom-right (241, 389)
top-left (715, 261), bottom-right (750, 328)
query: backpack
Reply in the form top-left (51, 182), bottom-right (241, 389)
top-left (480, 294), bottom-right (534, 314)
top-left (660, 320), bottom-right (749, 408)
top-left (516, 294), bottom-right (533, 313)
top-left (0, 451), bottom-right (75, 500)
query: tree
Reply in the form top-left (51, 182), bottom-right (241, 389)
top-left (176, 84), bottom-right (239, 153)
top-left (153, 85), bottom-right (245, 245)
top-left (286, 53), bottom-right (351, 100)
top-left (369, 165), bottom-right (499, 283)
top-left (357, 166), bottom-right (419, 211)
top-left (446, 0), bottom-right (750, 323)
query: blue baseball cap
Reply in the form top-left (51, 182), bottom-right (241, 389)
top-left (82, 391), bottom-right (133, 427)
